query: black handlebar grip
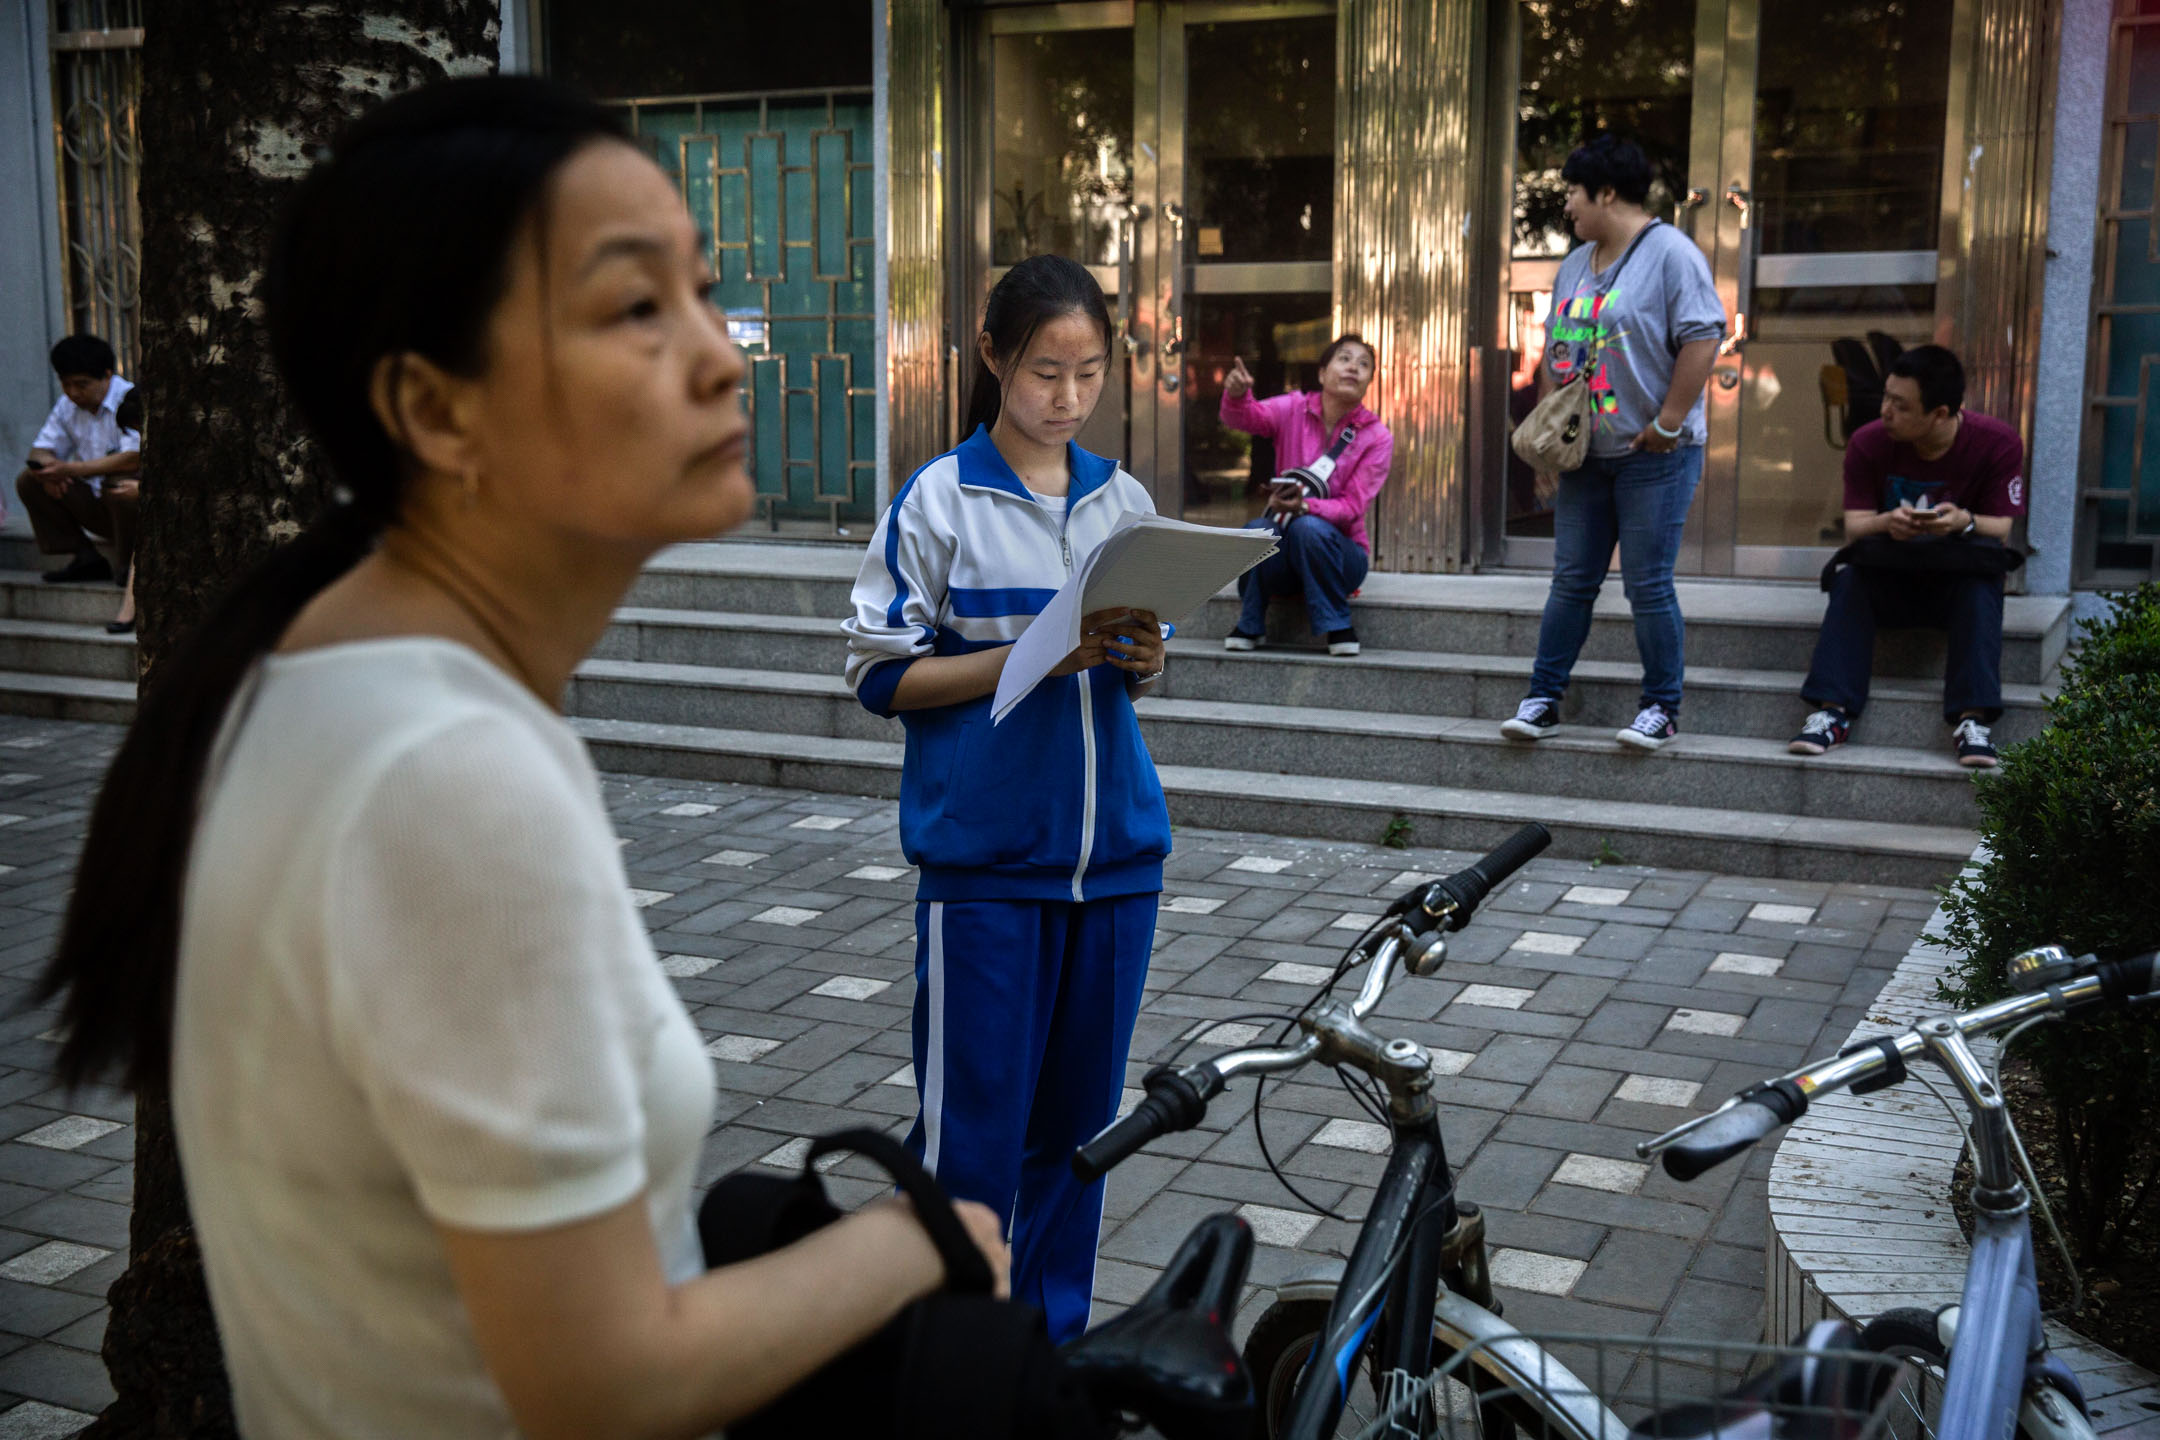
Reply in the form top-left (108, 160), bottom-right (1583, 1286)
top-left (1661, 1080), bottom-right (1809, 1182)
top-left (2097, 949), bottom-right (2160, 1005)
top-left (1413, 824), bottom-right (1553, 934)
top-left (1072, 1098), bottom-right (1174, 1184)
top-left (1661, 1102), bottom-right (1784, 1182)
top-left (1072, 1068), bottom-right (1213, 1183)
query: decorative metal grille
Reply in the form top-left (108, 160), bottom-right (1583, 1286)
top-left (49, 0), bottom-right (143, 378)
top-left (2083, 0), bottom-right (2160, 583)
top-left (619, 88), bottom-right (878, 534)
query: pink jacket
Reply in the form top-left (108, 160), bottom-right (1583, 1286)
top-left (1217, 389), bottom-right (1394, 552)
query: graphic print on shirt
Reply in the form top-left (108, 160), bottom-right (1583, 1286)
top-left (1546, 284), bottom-right (1632, 424)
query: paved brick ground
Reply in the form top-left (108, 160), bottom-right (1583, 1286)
top-left (0, 715), bottom-right (1936, 1431)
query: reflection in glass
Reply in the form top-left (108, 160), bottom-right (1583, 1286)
top-left (1184, 294), bottom-right (1334, 528)
top-left (991, 31), bottom-right (1134, 266)
top-left (1752, 0), bottom-right (1954, 255)
top-left (1514, 0), bottom-right (1695, 257)
top-left (1185, 17), bottom-right (1335, 263)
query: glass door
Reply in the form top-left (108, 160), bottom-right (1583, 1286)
top-left (970, 2), bottom-right (1336, 517)
top-left (1500, 0), bottom-right (1961, 577)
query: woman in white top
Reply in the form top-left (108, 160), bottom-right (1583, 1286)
top-left (35, 76), bottom-right (1006, 1440)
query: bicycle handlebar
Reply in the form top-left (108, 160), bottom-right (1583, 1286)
top-left (1071, 829), bottom-right (1555, 1181)
top-left (1643, 948), bottom-right (2158, 1181)
top-left (1396, 824), bottom-right (1552, 937)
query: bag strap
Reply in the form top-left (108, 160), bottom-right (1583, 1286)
top-left (1579, 220), bottom-right (1661, 380)
top-left (1323, 422), bottom-right (1359, 461)
top-left (804, 1129), bottom-right (996, 1295)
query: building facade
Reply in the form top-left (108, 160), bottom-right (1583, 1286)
top-left (4, 0), bottom-right (2153, 598)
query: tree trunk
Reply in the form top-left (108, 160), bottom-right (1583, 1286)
top-left (103, 6), bottom-right (498, 1434)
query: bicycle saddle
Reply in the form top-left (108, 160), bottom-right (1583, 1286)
top-left (1629, 1322), bottom-right (1885, 1440)
top-left (1058, 1212), bottom-right (1255, 1440)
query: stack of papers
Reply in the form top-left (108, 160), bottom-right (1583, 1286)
top-left (991, 513), bottom-right (1279, 723)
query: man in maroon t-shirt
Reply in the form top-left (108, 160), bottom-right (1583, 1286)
top-left (1788, 345), bottom-right (2025, 768)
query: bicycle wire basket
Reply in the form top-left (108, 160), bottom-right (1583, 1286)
top-left (1341, 1329), bottom-right (1925, 1440)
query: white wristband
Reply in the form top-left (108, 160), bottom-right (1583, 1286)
top-left (1651, 416), bottom-right (1684, 439)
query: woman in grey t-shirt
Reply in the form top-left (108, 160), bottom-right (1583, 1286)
top-left (1501, 136), bottom-right (1725, 751)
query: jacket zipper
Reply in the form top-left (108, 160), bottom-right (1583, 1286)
top-left (1054, 490), bottom-right (1094, 901)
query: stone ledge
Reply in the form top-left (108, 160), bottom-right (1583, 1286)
top-left (1765, 866), bottom-right (2160, 1433)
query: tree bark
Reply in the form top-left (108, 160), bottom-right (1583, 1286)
top-left (104, 5), bottom-right (498, 1434)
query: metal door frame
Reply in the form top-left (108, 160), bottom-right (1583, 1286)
top-left (1487, 0), bottom-right (1979, 578)
top-left (958, 0), bottom-right (1334, 515)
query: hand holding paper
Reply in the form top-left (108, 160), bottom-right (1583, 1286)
top-left (992, 512), bottom-right (1278, 722)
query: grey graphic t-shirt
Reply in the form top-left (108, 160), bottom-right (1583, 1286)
top-left (1545, 222), bottom-right (1727, 458)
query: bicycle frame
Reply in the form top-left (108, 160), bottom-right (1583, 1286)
top-left (1918, 1018), bottom-right (2092, 1440)
top-left (1279, 1121), bottom-right (1454, 1440)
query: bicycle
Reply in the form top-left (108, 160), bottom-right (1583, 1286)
top-left (1069, 822), bottom-right (1639, 1440)
top-left (1636, 941), bottom-right (2160, 1440)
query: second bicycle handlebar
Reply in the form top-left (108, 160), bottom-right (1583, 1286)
top-left (1072, 825), bottom-right (1553, 1183)
top-left (1644, 948), bottom-right (2159, 1181)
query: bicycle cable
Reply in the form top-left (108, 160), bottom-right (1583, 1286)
top-left (1990, 1014), bottom-right (2085, 1317)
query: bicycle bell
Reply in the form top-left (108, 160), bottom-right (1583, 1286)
top-left (1404, 930), bottom-right (1448, 978)
top-left (2003, 944), bottom-right (2078, 993)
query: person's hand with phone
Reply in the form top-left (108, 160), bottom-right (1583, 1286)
top-left (1265, 479), bottom-right (1307, 520)
top-left (1882, 502), bottom-right (1930, 541)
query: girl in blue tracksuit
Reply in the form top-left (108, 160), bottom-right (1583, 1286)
top-left (842, 254), bottom-right (1170, 1344)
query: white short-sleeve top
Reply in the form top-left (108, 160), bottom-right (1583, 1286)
top-left (172, 637), bottom-right (716, 1439)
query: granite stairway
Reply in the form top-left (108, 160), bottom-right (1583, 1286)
top-left (0, 520), bottom-right (2069, 887)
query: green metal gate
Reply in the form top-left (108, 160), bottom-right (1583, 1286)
top-left (620, 88), bottom-right (877, 535)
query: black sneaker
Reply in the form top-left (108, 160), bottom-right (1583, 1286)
top-left (1222, 629), bottom-right (1264, 652)
top-left (1326, 628), bottom-right (1360, 657)
top-left (42, 552), bottom-right (113, 585)
top-left (1952, 718), bottom-right (1999, 769)
top-left (1788, 709), bottom-right (1852, 756)
top-left (1617, 703), bottom-right (1679, 751)
top-left (1500, 696), bottom-right (1559, 741)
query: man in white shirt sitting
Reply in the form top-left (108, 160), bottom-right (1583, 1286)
top-left (15, 334), bottom-right (140, 585)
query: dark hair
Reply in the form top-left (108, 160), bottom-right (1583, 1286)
top-left (1561, 135), bottom-right (1653, 208)
top-left (50, 334), bottom-right (116, 380)
top-left (1317, 333), bottom-right (1376, 374)
top-left (1888, 344), bottom-right (1965, 416)
top-left (962, 254), bottom-right (1115, 435)
top-left (36, 76), bottom-right (628, 1093)
top-left (114, 387), bottom-right (143, 434)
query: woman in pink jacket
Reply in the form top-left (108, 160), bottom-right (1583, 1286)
top-left (1217, 334), bottom-right (1394, 656)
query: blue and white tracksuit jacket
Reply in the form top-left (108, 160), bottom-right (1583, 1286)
top-left (842, 424), bottom-right (1169, 1343)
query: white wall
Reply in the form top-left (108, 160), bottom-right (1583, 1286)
top-left (0, 0), bottom-right (66, 465)
top-left (2028, 0), bottom-right (2113, 596)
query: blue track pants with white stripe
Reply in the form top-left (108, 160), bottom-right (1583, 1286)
top-left (905, 894), bottom-right (1156, 1344)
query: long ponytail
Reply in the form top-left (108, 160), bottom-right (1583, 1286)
top-left (963, 254), bottom-right (1115, 437)
top-left (35, 77), bottom-right (628, 1093)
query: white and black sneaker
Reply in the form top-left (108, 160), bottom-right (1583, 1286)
top-left (1500, 696), bottom-right (1560, 741)
top-left (1617, 703), bottom-right (1678, 751)
top-left (1787, 708), bottom-right (1852, 757)
top-left (1953, 717), bottom-right (1999, 769)
top-left (1223, 629), bottom-right (1264, 652)
top-left (1327, 628), bottom-right (1361, 657)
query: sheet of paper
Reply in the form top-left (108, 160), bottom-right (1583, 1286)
top-left (992, 512), bottom-right (1277, 723)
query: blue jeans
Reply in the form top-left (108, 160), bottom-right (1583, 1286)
top-left (1803, 566), bottom-right (2005, 723)
top-left (1528, 446), bottom-right (1703, 710)
top-left (1237, 514), bottom-right (1370, 635)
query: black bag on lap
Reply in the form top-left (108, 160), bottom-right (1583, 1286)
top-left (697, 1127), bottom-right (1111, 1440)
top-left (1819, 533), bottom-right (2025, 593)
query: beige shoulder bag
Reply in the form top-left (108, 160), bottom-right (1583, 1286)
top-left (1511, 221), bottom-right (1660, 474)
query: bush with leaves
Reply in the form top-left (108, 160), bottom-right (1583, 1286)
top-left (1939, 582), bottom-right (2160, 1262)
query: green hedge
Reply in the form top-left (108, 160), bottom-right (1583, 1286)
top-left (1939, 583), bottom-right (2160, 1262)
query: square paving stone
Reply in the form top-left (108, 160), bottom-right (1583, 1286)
top-left (0, 1343), bottom-right (111, 1413)
top-left (1569, 1229), bottom-right (1695, 1313)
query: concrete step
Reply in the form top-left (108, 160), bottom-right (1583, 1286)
top-left (0, 669), bottom-right (136, 724)
top-left (0, 534), bottom-right (43, 575)
top-left (591, 607), bottom-right (2049, 751)
top-left (564, 658), bottom-right (1987, 829)
top-left (565, 715), bottom-right (1978, 888)
top-left (625, 542), bottom-right (2069, 684)
top-left (0, 618), bottom-right (137, 682)
top-left (0, 570), bottom-right (132, 625)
